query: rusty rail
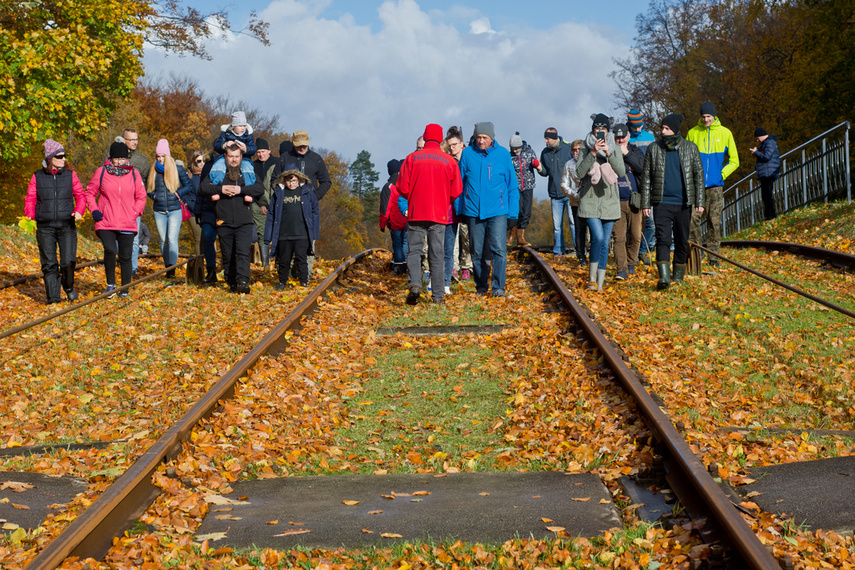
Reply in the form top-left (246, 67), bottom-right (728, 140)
top-left (521, 246), bottom-right (782, 570)
top-left (24, 249), bottom-right (378, 569)
top-left (694, 242), bottom-right (855, 320)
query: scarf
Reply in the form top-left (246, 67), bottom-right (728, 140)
top-left (662, 134), bottom-right (681, 151)
top-left (105, 163), bottom-right (134, 177)
top-left (155, 161), bottom-right (165, 174)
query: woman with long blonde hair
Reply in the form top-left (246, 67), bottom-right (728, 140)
top-left (147, 138), bottom-right (192, 279)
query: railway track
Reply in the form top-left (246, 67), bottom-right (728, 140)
top-left (2, 240), bottom-right (852, 568)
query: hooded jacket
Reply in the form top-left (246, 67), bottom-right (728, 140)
top-left (456, 141), bottom-right (519, 220)
top-left (26, 166), bottom-right (86, 222)
top-left (753, 135), bottom-right (780, 179)
top-left (511, 141), bottom-right (538, 194)
top-left (264, 182), bottom-right (320, 257)
top-left (639, 137), bottom-right (705, 209)
top-left (396, 140), bottom-right (462, 224)
top-left (85, 162), bottom-right (147, 232)
top-left (686, 117), bottom-right (739, 188)
top-left (213, 124), bottom-right (257, 157)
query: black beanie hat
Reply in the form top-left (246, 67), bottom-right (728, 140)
top-left (754, 127), bottom-right (768, 138)
top-left (109, 141), bottom-right (129, 159)
top-left (256, 138), bottom-right (270, 150)
top-left (591, 113), bottom-right (610, 131)
top-left (699, 101), bottom-right (716, 117)
top-left (661, 113), bottom-right (684, 134)
top-left (387, 159), bottom-right (402, 176)
top-left (279, 140), bottom-right (294, 156)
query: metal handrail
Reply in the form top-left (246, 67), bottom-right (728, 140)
top-left (723, 121), bottom-right (851, 197)
top-left (713, 121), bottom-right (851, 239)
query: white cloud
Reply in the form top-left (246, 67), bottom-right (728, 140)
top-left (469, 17), bottom-right (495, 35)
top-left (143, 0), bottom-right (631, 197)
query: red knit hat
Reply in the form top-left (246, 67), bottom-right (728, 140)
top-left (423, 123), bottom-right (443, 143)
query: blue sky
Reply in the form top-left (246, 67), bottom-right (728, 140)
top-left (146, 0), bottom-right (647, 196)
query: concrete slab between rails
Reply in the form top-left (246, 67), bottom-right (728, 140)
top-left (0, 471), bottom-right (88, 532)
top-left (376, 325), bottom-right (506, 336)
top-left (195, 471), bottom-right (622, 549)
top-left (737, 456), bottom-right (855, 536)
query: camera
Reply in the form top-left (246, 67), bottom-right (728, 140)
top-left (596, 131), bottom-right (605, 141)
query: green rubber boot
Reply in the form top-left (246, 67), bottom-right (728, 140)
top-left (656, 262), bottom-right (671, 290)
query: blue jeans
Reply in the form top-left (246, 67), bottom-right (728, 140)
top-left (201, 223), bottom-right (218, 271)
top-left (390, 228), bottom-right (408, 264)
top-left (444, 223), bottom-right (458, 287)
top-left (467, 215), bottom-right (507, 295)
top-left (131, 217), bottom-right (140, 272)
top-left (153, 209), bottom-right (183, 268)
top-left (551, 197), bottom-right (574, 255)
top-left (585, 217), bottom-right (616, 268)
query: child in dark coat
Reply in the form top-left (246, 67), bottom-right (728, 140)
top-left (264, 165), bottom-right (320, 288)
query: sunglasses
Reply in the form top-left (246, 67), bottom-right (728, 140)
top-left (54, 154), bottom-right (66, 159)
top-left (195, 158), bottom-right (204, 164)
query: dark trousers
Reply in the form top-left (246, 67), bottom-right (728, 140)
top-left (97, 230), bottom-right (135, 287)
top-left (516, 187), bottom-right (533, 229)
top-left (277, 238), bottom-right (310, 285)
top-left (201, 222), bottom-right (218, 271)
top-left (218, 224), bottom-right (254, 286)
top-left (653, 203), bottom-right (692, 265)
top-left (760, 177), bottom-right (777, 220)
top-left (36, 220), bottom-right (77, 303)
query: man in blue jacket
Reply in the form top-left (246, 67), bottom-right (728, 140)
top-left (457, 122), bottom-right (519, 298)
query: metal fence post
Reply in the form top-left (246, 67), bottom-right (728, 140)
top-left (846, 124), bottom-right (851, 203)
top-left (801, 148), bottom-right (808, 206)
top-left (822, 138), bottom-right (828, 203)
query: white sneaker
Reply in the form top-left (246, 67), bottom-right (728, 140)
top-left (444, 286), bottom-right (451, 295)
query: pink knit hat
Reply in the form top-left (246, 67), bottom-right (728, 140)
top-left (155, 139), bottom-right (171, 156)
top-left (44, 139), bottom-right (65, 160)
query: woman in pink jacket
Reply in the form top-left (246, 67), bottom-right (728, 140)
top-left (85, 142), bottom-right (147, 297)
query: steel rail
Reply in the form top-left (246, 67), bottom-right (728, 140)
top-left (0, 258), bottom-right (197, 342)
top-left (695, 242), bottom-right (855, 320)
top-left (721, 239), bottom-right (855, 271)
top-left (521, 246), bottom-right (782, 570)
top-left (24, 249), bottom-right (377, 570)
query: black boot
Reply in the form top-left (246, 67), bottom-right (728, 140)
top-left (202, 268), bottom-right (218, 285)
top-left (673, 263), bottom-right (686, 284)
top-left (656, 262), bottom-right (671, 290)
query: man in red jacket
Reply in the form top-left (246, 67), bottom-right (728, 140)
top-left (396, 123), bottom-right (463, 305)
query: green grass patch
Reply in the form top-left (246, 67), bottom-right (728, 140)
top-left (383, 298), bottom-right (498, 328)
top-left (338, 345), bottom-right (506, 472)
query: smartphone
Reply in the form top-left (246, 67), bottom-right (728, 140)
top-left (596, 132), bottom-right (605, 141)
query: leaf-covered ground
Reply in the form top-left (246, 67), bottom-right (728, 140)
top-left (1, 202), bottom-right (854, 568)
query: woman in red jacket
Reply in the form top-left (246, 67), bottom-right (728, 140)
top-left (85, 142), bottom-right (147, 298)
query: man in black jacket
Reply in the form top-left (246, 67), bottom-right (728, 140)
top-left (639, 114), bottom-right (705, 290)
top-left (252, 138), bottom-right (276, 267)
top-left (200, 143), bottom-right (264, 293)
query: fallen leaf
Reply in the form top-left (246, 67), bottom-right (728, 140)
top-left (362, 528), bottom-right (374, 534)
top-left (196, 531), bottom-right (228, 541)
top-left (273, 529), bottom-right (313, 536)
top-left (368, 510), bottom-right (383, 515)
top-left (342, 500), bottom-right (360, 506)
top-left (546, 526), bottom-right (566, 532)
top-left (12, 503), bottom-right (30, 510)
top-left (0, 481), bottom-right (34, 492)
top-left (571, 497), bottom-right (591, 502)
top-left (381, 532), bottom-right (403, 538)
top-left (479, 492), bottom-right (490, 496)
top-left (541, 517), bottom-right (554, 523)
top-left (266, 520), bottom-right (279, 525)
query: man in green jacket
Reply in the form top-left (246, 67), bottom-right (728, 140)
top-left (640, 114), bottom-right (705, 289)
top-left (686, 102), bottom-right (739, 266)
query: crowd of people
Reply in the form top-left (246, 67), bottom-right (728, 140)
top-left (24, 102), bottom-right (782, 305)
top-left (24, 112), bottom-right (329, 302)
top-left (379, 104), bottom-right (781, 303)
